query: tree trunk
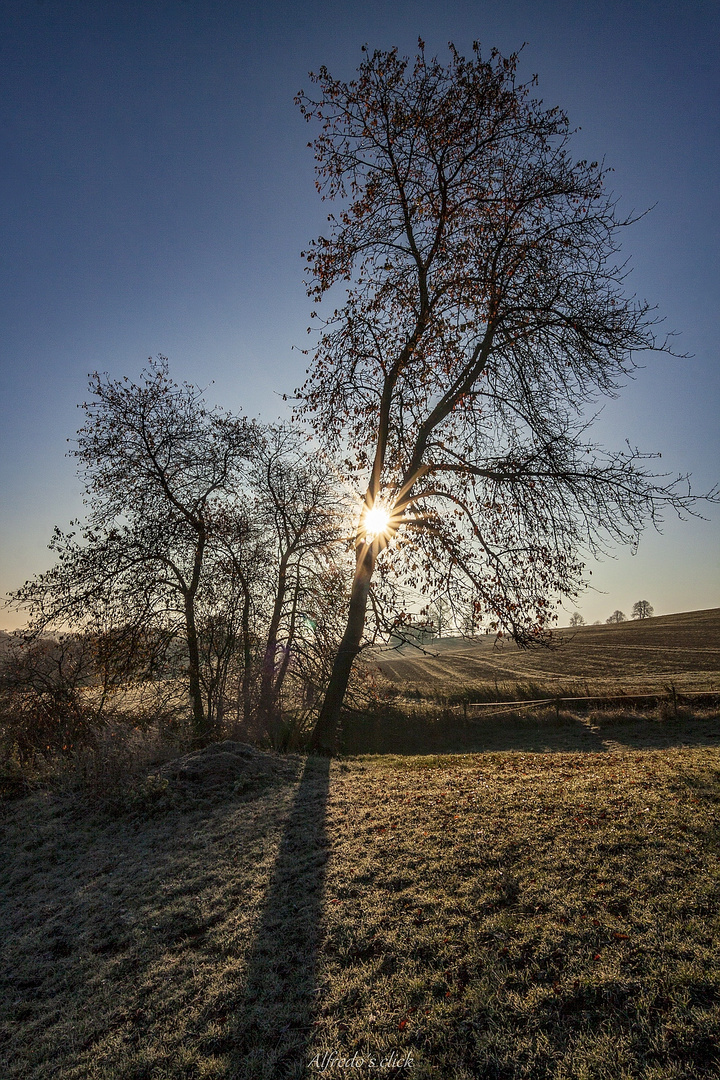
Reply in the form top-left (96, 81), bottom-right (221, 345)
top-left (272, 564), bottom-right (302, 704)
top-left (240, 585), bottom-right (253, 725)
top-left (185, 597), bottom-right (206, 742)
top-left (181, 527), bottom-right (208, 743)
top-left (259, 555), bottom-right (289, 730)
top-left (308, 544), bottom-right (375, 753)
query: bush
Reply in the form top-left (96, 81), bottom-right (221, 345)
top-left (0, 634), bottom-right (106, 761)
top-left (0, 633), bottom-right (192, 799)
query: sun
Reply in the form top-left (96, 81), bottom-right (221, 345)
top-left (362, 503), bottom-right (392, 541)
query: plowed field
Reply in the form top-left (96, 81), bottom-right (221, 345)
top-left (373, 608), bottom-right (720, 700)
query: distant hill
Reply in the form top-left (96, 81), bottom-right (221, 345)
top-left (373, 608), bottom-right (720, 699)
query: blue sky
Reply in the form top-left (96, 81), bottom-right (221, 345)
top-left (1, 0), bottom-right (718, 628)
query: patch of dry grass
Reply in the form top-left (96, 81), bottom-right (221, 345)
top-left (315, 749), bottom-right (720, 1078)
top-left (2, 745), bottom-right (719, 1078)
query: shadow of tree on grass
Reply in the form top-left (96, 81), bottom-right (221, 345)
top-left (341, 707), bottom-right (720, 756)
top-left (225, 754), bottom-right (331, 1079)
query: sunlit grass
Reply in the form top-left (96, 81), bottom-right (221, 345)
top-left (1, 744), bottom-right (719, 1077)
top-left (315, 749), bottom-right (720, 1077)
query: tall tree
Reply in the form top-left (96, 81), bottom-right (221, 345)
top-left (296, 43), bottom-right (715, 750)
top-left (632, 600), bottom-right (654, 619)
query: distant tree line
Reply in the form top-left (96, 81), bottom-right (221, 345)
top-left (605, 601), bottom-right (654, 624)
top-left (566, 600), bottom-right (655, 628)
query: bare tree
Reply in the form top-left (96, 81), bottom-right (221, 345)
top-left (193, 522), bottom-right (257, 730)
top-left (9, 358), bottom-right (257, 742)
top-left (425, 595), bottom-right (451, 638)
top-left (632, 600), bottom-right (654, 619)
top-left (207, 504), bottom-right (267, 728)
top-left (606, 610), bottom-right (626, 624)
top-left (9, 365), bottom-right (353, 748)
top-left (250, 425), bottom-right (347, 739)
top-left (569, 612), bottom-right (585, 627)
top-left (296, 43), bottom-right (715, 750)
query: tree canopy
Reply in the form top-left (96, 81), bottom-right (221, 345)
top-left (296, 42), bottom-right (713, 748)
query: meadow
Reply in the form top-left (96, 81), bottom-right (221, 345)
top-left (1, 610), bottom-right (719, 1079)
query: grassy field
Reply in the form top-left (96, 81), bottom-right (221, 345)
top-left (2, 610), bottom-right (719, 1077)
top-left (2, 739), bottom-right (720, 1079)
top-left (372, 608), bottom-right (720, 701)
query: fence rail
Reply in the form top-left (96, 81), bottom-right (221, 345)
top-left (450, 689), bottom-right (720, 719)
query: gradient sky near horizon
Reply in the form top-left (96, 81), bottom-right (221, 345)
top-left (0, 0), bottom-right (718, 630)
